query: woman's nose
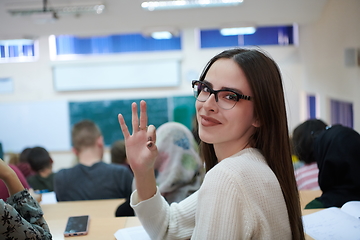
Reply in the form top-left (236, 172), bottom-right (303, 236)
top-left (202, 93), bottom-right (218, 112)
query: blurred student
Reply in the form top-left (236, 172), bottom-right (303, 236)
top-left (290, 137), bottom-right (303, 170)
top-left (305, 124), bottom-right (360, 209)
top-left (54, 120), bottom-right (133, 201)
top-left (0, 158), bottom-right (52, 239)
top-left (17, 147), bottom-right (36, 178)
top-left (292, 119), bottom-right (327, 190)
top-left (26, 146), bottom-right (55, 192)
top-left (155, 121), bottom-right (204, 203)
top-left (111, 140), bottom-right (132, 173)
top-left (8, 152), bottom-right (19, 165)
top-left (118, 48), bottom-right (304, 239)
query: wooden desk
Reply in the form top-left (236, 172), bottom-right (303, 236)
top-left (124, 216), bottom-right (142, 228)
top-left (41, 199), bottom-right (125, 240)
top-left (41, 198), bottom-right (125, 220)
top-left (299, 190), bottom-right (322, 209)
top-left (42, 198), bottom-right (320, 240)
top-left (48, 217), bottom-right (127, 240)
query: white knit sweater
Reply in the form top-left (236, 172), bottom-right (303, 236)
top-left (130, 148), bottom-right (291, 239)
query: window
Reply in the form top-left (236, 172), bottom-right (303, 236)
top-left (330, 99), bottom-right (353, 128)
top-left (0, 39), bottom-right (37, 63)
top-left (307, 94), bottom-right (317, 119)
top-left (52, 32), bottom-right (182, 59)
top-left (200, 25), bottom-right (296, 48)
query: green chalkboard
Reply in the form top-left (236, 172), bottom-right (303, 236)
top-left (69, 98), bottom-right (169, 146)
top-left (172, 95), bottom-right (196, 130)
top-left (69, 96), bottom-right (196, 146)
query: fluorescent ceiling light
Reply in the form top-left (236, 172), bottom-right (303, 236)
top-left (151, 31), bottom-right (173, 39)
top-left (142, 0), bottom-right (243, 11)
top-left (220, 27), bottom-right (256, 36)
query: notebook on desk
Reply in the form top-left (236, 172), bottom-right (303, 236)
top-left (303, 201), bottom-right (360, 240)
top-left (114, 226), bottom-right (151, 240)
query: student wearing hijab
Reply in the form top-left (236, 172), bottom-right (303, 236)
top-left (305, 124), bottom-right (360, 209)
top-left (154, 121), bottom-right (204, 203)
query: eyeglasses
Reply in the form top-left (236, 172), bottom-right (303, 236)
top-left (192, 80), bottom-right (252, 110)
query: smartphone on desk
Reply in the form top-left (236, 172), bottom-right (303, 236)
top-left (64, 215), bottom-right (90, 237)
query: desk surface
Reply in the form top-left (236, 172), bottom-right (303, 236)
top-left (42, 198), bottom-right (319, 240)
top-left (41, 198), bottom-right (125, 220)
top-left (41, 199), bottom-right (126, 240)
top-left (48, 217), bottom-right (125, 240)
top-left (299, 190), bottom-right (322, 209)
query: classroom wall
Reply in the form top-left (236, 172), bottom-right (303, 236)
top-left (299, 0), bottom-right (360, 129)
top-left (1, 0), bottom-right (359, 172)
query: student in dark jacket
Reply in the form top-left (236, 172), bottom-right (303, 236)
top-left (54, 120), bottom-right (133, 202)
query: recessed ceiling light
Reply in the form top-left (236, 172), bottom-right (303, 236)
top-left (151, 31), bottom-right (174, 39)
top-left (220, 27), bottom-right (256, 36)
top-left (141, 0), bottom-right (243, 11)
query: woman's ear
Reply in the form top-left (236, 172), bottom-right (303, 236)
top-left (252, 118), bottom-right (261, 128)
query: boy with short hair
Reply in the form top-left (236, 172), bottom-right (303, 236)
top-left (54, 120), bottom-right (133, 201)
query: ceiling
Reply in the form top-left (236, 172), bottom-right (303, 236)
top-left (0, 0), bottom-right (329, 39)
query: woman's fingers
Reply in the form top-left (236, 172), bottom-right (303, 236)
top-left (118, 114), bottom-right (130, 139)
top-left (139, 100), bottom-right (148, 130)
top-left (131, 102), bottom-right (140, 134)
top-left (147, 125), bottom-right (157, 149)
top-left (119, 100), bottom-right (149, 138)
top-left (147, 124), bottom-right (156, 141)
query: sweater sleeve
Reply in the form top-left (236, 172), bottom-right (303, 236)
top-left (1, 189), bottom-right (52, 240)
top-left (130, 187), bottom-right (197, 240)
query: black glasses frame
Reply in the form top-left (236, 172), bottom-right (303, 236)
top-left (192, 80), bottom-right (251, 109)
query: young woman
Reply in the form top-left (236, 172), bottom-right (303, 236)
top-left (118, 48), bottom-right (304, 239)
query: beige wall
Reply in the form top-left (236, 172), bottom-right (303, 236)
top-left (1, 0), bottom-right (360, 172)
top-left (299, 0), bottom-right (360, 129)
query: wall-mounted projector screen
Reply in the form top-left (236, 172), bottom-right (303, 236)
top-left (53, 59), bottom-right (180, 91)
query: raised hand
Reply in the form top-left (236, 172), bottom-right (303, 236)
top-left (118, 100), bottom-right (158, 201)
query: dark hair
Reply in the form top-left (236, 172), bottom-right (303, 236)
top-left (314, 124), bottom-right (360, 207)
top-left (198, 48), bottom-right (304, 239)
top-left (27, 146), bottom-right (52, 172)
top-left (72, 120), bottom-right (102, 151)
top-left (191, 115), bottom-right (201, 145)
top-left (292, 119), bottom-right (327, 164)
top-left (19, 147), bottom-right (32, 163)
top-left (111, 140), bottom-right (127, 164)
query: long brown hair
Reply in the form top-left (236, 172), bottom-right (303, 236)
top-left (198, 48), bottom-right (304, 240)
